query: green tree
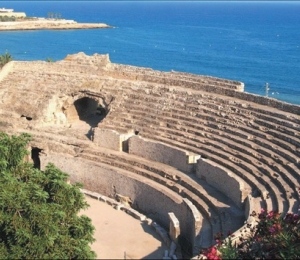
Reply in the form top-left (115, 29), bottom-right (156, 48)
top-left (0, 132), bottom-right (96, 259)
top-left (46, 57), bottom-right (54, 62)
top-left (0, 51), bottom-right (12, 68)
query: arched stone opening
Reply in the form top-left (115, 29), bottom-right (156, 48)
top-left (31, 147), bottom-right (42, 169)
top-left (74, 97), bottom-right (107, 127)
top-left (65, 97), bottom-right (107, 127)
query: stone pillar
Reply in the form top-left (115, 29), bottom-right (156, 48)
top-left (182, 198), bottom-right (202, 256)
top-left (168, 212), bottom-right (180, 243)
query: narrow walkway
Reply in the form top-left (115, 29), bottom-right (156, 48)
top-left (81, 196), bottom-right (169, 259)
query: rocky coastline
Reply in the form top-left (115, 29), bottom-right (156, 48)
top-left (0, 19), bottom-right (112, 31)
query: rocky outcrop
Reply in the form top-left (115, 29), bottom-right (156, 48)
top-left (0, 52), bottom-right (299, 258)
top-left (0, 19), bottom-right (112, 31)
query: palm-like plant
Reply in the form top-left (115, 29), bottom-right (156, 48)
top-left (0, 51), bottom-right (12, 68)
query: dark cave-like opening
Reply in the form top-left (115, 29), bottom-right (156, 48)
top-left (21, 115), bottom-right (32, 121)
top-left (31, 147), bottom-right (42, 169)
top-left (73, 97), bottom-right (107, 127)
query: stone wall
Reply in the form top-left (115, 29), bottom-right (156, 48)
top-left (93, 128), bottom-right (134, 151)
top-left (128, 135), bottom-right (200, 174)
top-left (40, 152), bottom-right (203, 252)
top-left (196, 159), bottom-right (245, 208)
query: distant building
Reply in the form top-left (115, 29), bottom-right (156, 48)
top-left (0, 8), bottom-right (26, 18)
top-left (0, 8), bottom-right (14, 13)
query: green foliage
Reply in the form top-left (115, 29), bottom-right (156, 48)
top-left (0, 132), bottom-right (96, 259)
top-left (0, 51), bottom-right (12, 68)
top-left (217, 236), bottom-right (238, 259)
top-left (0, 16), bottom-right (16, 22)
top-left (46, 57), bottom-right (54, 62)
top-left (200, 209), bottom-right (300, 259)
top-left (237, 210), bottom-right (300, 259)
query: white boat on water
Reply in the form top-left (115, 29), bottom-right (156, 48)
top-left (0, 8), bottom-right (14, 13)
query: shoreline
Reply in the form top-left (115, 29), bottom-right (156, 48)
top-left (0, 19), bottom-right (112, 31)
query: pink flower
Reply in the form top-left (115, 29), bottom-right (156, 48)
top-left (269, 226), bottom-right (276, 234)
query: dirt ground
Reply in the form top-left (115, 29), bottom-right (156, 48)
top-left (81, 196), bottom-right (169, 259)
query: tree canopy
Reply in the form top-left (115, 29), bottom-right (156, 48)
top-left (0, 132), bottom-right (96, 259)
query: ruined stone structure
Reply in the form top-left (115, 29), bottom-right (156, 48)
top-left (0, 52), bottom-right (299, 257)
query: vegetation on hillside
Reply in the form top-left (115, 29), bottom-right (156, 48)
top-left (0, 16), bottom-right (16, 22)
top-left (0, 132), bottom-right (96, 259)
top-left (0, 51), bottom-right (12, 68)
top-left (46, 57), bottom-right (54, 62)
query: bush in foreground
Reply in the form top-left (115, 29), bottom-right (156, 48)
top-left (0, 51), bottom-right (12, 68)
top-left (200, 209), bottom-right (300, 259)
top-left (0, 132), bottom-right (96, 259)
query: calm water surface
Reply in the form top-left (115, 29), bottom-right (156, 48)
top-left (1, 1), bottom-right (300, 105)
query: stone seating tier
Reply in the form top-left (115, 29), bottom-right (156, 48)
top-left (32, 131), bottom-right (247, 241)
top-left (102, 109), bottom-right (296, 211)
top-left (105, 98), bottom-right (298, 192)
top-left (78, 148), bottom-right (243, 234)
top-left (119, 90), bottom-right (300, 154)
top-left (107, 89), bottom-right (298, 175)
top-left (0, 54), bottom-right (299, 257)
top-left (100, 87), bottom-right (299, 166)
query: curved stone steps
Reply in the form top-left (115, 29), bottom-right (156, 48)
top-left (115, 92), bottom-right (299, 166)
top-left (80, 148), bottom-right (230, 219)
top-left (129, 124), bottom-right (278, 207)
top-left (246, 104), bottom-right (300, 126)
top-left (26, 131), bottom-right (218, 246)
top-left (81, 148), bottom-right (246, 237)
top-left (189, 109), bottom-right (299, 163)
top-left (65, 77), bottom-right (296, 215)
top-left (100, 118), bottom-right (267, 199)
top-left (153, 128), bottom-right (285, 212)
top-left (248, 121), bottom-right (300, 158)
top-left (166, 71), bottom-right (242, 87)
top-left (103, 110), bottom-right (294, 212)
top-left (104, 109), bottom-right (296, 205)
top-left (101, 83), bottom-right (300, 169)
top-left (200, 92), bottom-right (300, 125)
top-left (136, 109), bottom-right (297, 199)
top-left (254, 117), bottom-right (299, 139)
top-left (117, 100), bottom-right (300, 182)
top-left (203, 94), bottom-right (300, 127)
top-left (83, 145), bottom-right (245, 217)
top-left (78, 151), bottom-right (217, 243)
top-left (137, 132), bottom-right (275, 212)
top-left (206, 141), bottom-right (291, 209)
top-left (106, 66), bottom-right (242, 92)
top-left (33, 126), bottom-right (296, 215)
top-left (182, 124), bottom-right (299, 202)
top-left (114, 121), bottom-right (263, 192)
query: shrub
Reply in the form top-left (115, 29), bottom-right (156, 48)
top-left (0, 15), bottom-right (16, 22)
top-left (200, 209), bottom-right (300, 259)
top-left (0, 132), bottom-right (96, 259)
top-left (0, 51), bottom-right (12, 68)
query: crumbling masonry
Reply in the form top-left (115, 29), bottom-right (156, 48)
top-left (0, 52), bottom-right (299, 257)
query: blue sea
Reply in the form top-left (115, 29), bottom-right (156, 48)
top-left (1, 1), bottom-right (300, 105)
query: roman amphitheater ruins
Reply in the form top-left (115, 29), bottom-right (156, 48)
top-left (0, 52), bottom-right (299, 258)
